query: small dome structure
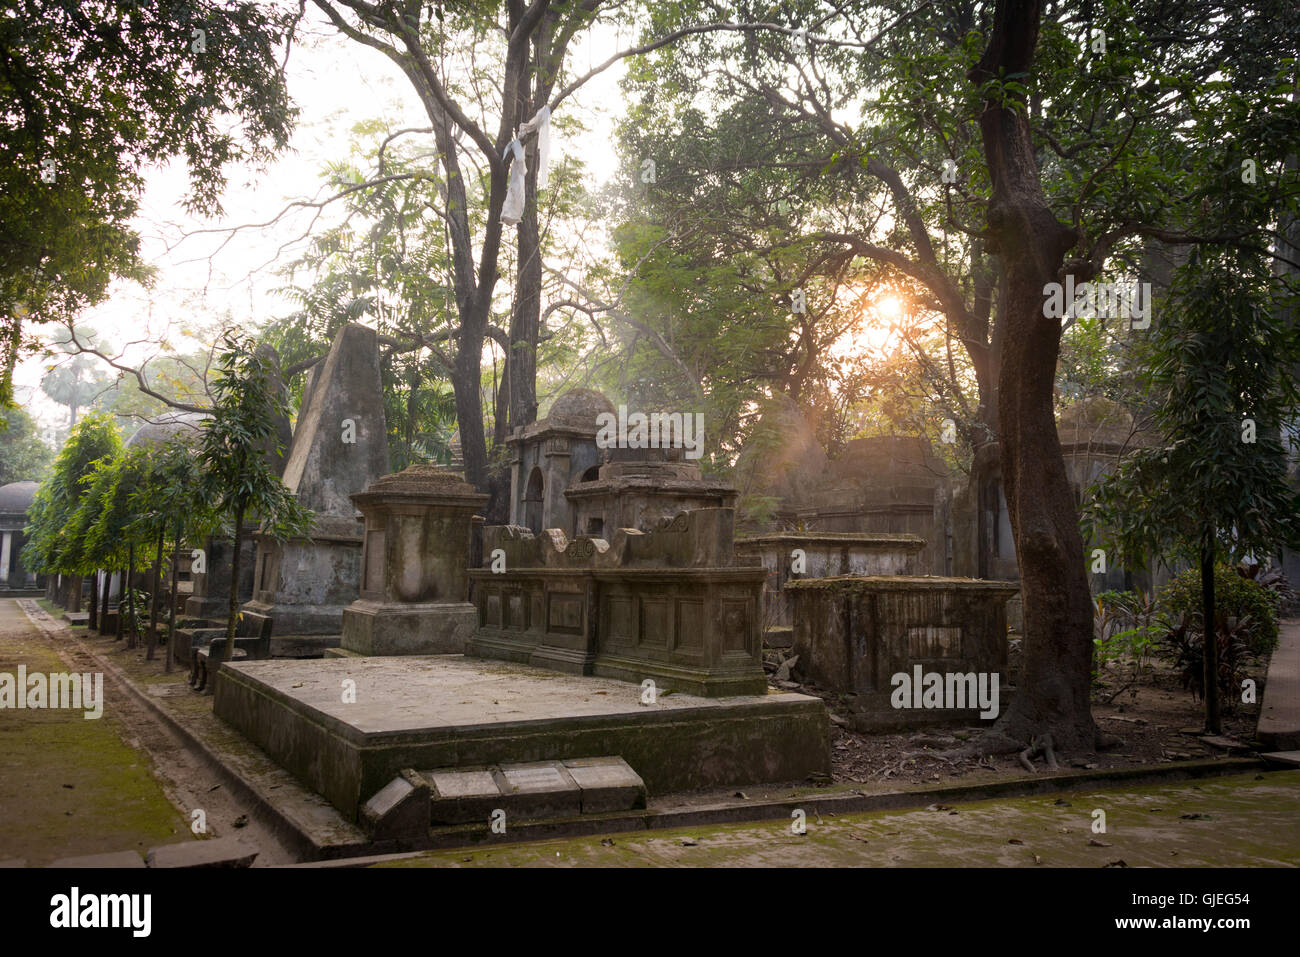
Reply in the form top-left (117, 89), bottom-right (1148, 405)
top-left (0, 480), bottom-right (38, 515)
top-left (545, 389), bottom-right (616, 429)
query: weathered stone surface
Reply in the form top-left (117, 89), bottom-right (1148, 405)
top-left (507, 389), bottom-right (613, 536)
top-left (562, 756), bottom-right (647, 813)
top-left (145, 837), bottom-right (258, 869)
top-left (342, 601), bottom-right (475, 656)
top-left (471, 508), bottom-right (769, 696)
top-left (735, 532), bottom-right (925, 633)
top-left (424, 758), bottom-right (645, 824)
top-left (341, 465), bottom-right (487, 656)
top-left (427, 768), bottom-right (501, 826)
top-left (48, 850), bottom-right (146, 868)
top-left (359, 769), bottom-right (429, 840)
top-left (1259, 619), bottom-right (1300, 750)
top-left (786, 575), bottom-right (1018, 730)
top-left (242, 323), bottom-right (390, 637)
top-left (499, 762), bottom-right (582, 819)
top-left (213, 655), bottom-right (829, 821)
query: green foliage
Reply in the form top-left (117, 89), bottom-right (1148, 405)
top-left (197, 333), bottom-right (311, 541)
top-left (1083, 249), bottom-right (1300, 572)
top-left (1159, 565), bottom-right (1280, 657)
top-left (21, 411), bottom-right (121, 574)
top-left (1, 0), bottom-right (297, 404)
top-left (0, 406), bottom-right (52, 484)
top-left (1092, 590), bottom-right (1164, 699)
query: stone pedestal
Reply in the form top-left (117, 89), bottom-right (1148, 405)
top-left (341, 465), bottom-right (487, 656)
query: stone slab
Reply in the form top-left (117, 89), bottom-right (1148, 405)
top-left (341, 600), bottom-right (475, 656)
top-left (499, 761), bottom-right (582, 819)
top-left (145, 837), bottom-right (258, 869)
top-left (562, 756), bottom-right (647, 813)
top-left (1260, 750), bottom-right (1300, 768)
top-left (48, 850), bottom-right (146, 868)
top-left (62, 611), bottom-right (89, 625)
top-left (359, 770), bottom-right (429, 840)
top-left (213, 655), bottom-right (829, 821)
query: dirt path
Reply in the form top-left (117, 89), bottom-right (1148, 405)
top-left (2, 599), bottom-right (298, 866)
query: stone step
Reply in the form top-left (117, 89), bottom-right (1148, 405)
top-left (1260, 750), bottom-right (1300, 768)
top-left (421, 756), bottom-right (646, 826)
top-left (324, 647), bottom-right (366, 659)
top-left (62, 611), bottom-right (89, 626)
top-left (145, 837), bottom-right (257, 868)
top-left (48, 850), bottom-right (146, 868)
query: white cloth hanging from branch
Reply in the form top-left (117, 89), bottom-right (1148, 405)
top-left (520, 105), bottom-right (551, 189)
top-left (500, 137), bottom-right (526, 226)
top-left (500, 104), bottom-right (553, 226)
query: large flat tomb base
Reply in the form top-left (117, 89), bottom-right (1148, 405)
top-left (213, 655), bottom-right (830, 822)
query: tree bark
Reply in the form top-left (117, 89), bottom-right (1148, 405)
top-left (126, 545), bottom-right (137, 649)
top-left (146, 528), bottom-right (163, 662)
top-left (114, 570), bottom-right (124, 640)
top-left (221, 503), bottom-right (246, 662)
top-left (99, 570), bottom-right (110, 632)
top-left (968, 0), bottom-right (1102, 752)
top-left (166, 522), bottom-right (180, 674)
top-left (1200, 539), bottom-right (1221, 733)
top-left (87, 569), bottom-right (98, 631)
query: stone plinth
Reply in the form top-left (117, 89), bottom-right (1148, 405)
top-left (213, 655), bottom-right (829, 821)
top-left (341, 465), bottom-right (487, 656)
top-left (734, 532), bottom-right (926, 634)
top-left (786, 576), bottom-right (1019, 730)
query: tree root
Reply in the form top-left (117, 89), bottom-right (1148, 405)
top-left (1016, 733), bottom-right (1059, 773)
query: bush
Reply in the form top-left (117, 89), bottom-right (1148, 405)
top-left (1156, 565), bottom-right (1279, 707)
top-left (1159, 564), bottom-right (1280, 656)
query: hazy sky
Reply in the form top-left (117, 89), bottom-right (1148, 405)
top-left (16, 8), bottom-right (630, 432)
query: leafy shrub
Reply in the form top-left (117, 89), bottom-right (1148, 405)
top-left (1159, 564), bottom-right (1280, 656)
top-left (1092, 590), bottom-right (1165, 700)
top-left (1155, 565), bottom-right (1279, 707)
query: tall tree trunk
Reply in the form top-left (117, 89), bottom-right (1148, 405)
top-left (221, 503), bottom-right (247, 662)
top-left (453, 319), bottom-right (489, 490)
top-left (100, 569), bottom-right (111, 634)
top-left (969, 0), bottom-right (1103, 752)
top-left (114, 570), bottom-right (124, 640)
top-left (146, 528), bottom-right (163, 661)
top-left (166, 522), bottom-right (180, 674)
top-left (88, 569), bottom-right (98, 630)
top-left (126, 545), bottom-right (137, 649)
top-left (1200, 538), bottom-right (1221, 734)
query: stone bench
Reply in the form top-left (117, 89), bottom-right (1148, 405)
top-left (190, 619), bottom-right (273, 692)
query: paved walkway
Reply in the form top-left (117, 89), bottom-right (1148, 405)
top-left (383, 770), bottom-right (1300, 867)
top-left (0, 600), bottom-right (192, 865)
top-left (1260, 619), bottom-right (1300, 749)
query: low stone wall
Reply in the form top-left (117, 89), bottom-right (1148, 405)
top-left (468, 509), bottom-right (768, 696)
top-left (786, 576), bottom-right (1018, 730)
top-left (468, 566), bottom-right (768, 697)
top-left (734, 532), bottom-right (925, 635)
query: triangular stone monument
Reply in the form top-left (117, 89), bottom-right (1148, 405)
top-left (240, 323), bottom-right (390, 642)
